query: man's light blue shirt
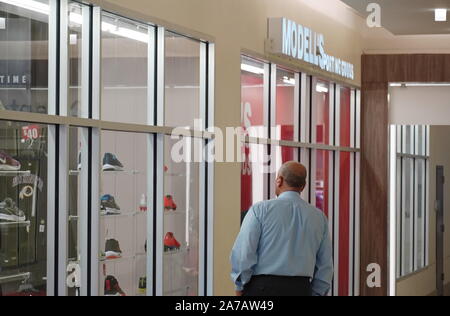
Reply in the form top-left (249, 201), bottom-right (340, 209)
top-left (231, 191), bottom-right (333, 296)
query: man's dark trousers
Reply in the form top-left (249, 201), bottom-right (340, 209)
top-left (243, 275), bottom-right (312, 296)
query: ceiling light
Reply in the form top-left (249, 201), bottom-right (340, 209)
top-left (282, 77), bottom-right (295, 85)
top-left (390, 82), bottom-right (450, 87)
top-left (316, 84), bottom-right (329, 93)
top-left (0, 17), bottom-right (5, 30)
top-left (0, 0), bottom-right (49, 15)
top-left (241, 63), bottom-right (265, 75)
top-left (435, 8), bottom-right (447, 22)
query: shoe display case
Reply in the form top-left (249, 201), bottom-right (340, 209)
top-left (0, 122), bottom-right (48, 296)
top-left (163, 136), bottom-right (200, 296)
top-left (0, 0), bottom-right (213, 296)
top-left (99, 131), bottom-right (148, 296)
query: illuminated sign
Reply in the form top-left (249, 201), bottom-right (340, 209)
top-left (267, 18), bottom-right (354, 80)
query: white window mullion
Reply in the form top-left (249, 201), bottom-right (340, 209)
top-left (349, 152), bottom-right (355, 296)
top-left (332, 151), bottom-right (339, 296)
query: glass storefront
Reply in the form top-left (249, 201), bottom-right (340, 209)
top-left (0, 1), bottom-right (213, 296)
top-left (240, 58), bottom-right (361, 296)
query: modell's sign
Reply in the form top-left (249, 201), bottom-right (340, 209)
top-left (267, 18), bottom-right (354, 80)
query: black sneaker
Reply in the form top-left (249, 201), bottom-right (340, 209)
top-left (105, 239), bottom-right (122, 259)
top-left (102, 153), bottom-right (124, 171)
top-left (104, 275), bottom-right (126, 296)
top-left (0, 198), bottom-right (26, 222)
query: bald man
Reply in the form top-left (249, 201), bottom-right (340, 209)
top-left (231, 162), bottom-right (333, 296)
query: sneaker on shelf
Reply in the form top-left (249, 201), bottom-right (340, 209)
top-left (0, 151), bottom-right (21, 171)
top-left (138, 277), bottom-right (146, 295)
top-left (77, 152), bottom-right (81, 171)
top-left (0, 198), bottom-right (26, 222)
top-left (164, 232), bottom-right (181, 252)
top-left (102, 153), bottom-right (124, 172)
top-left (164, 195), bottom-right (177, 211)
top-left (104, 239), bottom-right (122, 260)
top-left (104, 275), bottom-right (126, 296)
top-left (139, 194), bottom-right (147, 212)
top-left (100, 194), bottom-right (121, 215)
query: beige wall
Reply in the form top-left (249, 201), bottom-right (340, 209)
top-left (397, 126), bottom-right (450, 296)
top-left (79, 0), bottom-right (367, 295)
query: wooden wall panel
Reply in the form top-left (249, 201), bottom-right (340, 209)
top-left (361, 54), bottom-right (450, 296)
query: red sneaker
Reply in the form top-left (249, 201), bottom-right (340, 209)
top-left (164, 232), bottom-right (181, 251)
top-left (0, 151), bottom-right (21, 171)
top-left (164, 195), bottom-right (177, 211)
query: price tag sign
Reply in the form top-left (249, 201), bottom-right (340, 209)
top-left (22, 125), bottom-right (41, 141)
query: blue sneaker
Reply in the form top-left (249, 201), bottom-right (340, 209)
top-left (100, 194), bottom-right (121, 215)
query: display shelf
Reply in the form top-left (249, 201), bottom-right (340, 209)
top-left (69, 170), bottom-right (80, 176)
top-left (0, 220), bottom-right (31, 229)
top-left (99, 255), bottom-right (135, 263)
top-left (70, 170), bottom-right (141, 176)
top-left (164, 210), bottom-right (186, 216)
top-left (164, 173), bottom-right (186, 177)
top-left (164, 247), bottom-right (188, 256)
top-left (68, 215), bottom-right (79, 222)
top-left (102, 170), bottom-right (141, 175)
top-left (100, 211), bottom-right (146, 219)
top-left (0, 272), bottom-right (31, 285)
top-left (0, 170), bottom-right (31, 176)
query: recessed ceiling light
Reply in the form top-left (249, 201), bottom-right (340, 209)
top-left (435, 8), bottom-right (447, 22)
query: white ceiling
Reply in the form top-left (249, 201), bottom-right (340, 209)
top-left (341, 0), bottom-right (450, 35)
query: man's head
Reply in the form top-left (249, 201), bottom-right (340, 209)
top-left (275, 161), bottom-right (307, 196)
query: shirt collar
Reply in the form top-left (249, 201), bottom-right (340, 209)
top-left (278, 191), bottom-right (301, 200)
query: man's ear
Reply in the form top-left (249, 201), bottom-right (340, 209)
top-left (276, 176), bottom-right (283, 187)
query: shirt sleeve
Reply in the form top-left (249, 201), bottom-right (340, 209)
top-left (230, 206), bottom-right (263, 291)
top-left (311, 215), bottom-right (334, 296)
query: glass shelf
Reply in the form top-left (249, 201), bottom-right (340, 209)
top-left (164, 173), bottom-right (186, 177)
top-left (100, 211), bottom-right (146, 219)
top-left (0, 170), bottom-right (31, 176)
top-left (164, 210), bottom-right (186, 216)
top-left (0, 272), bottom-right (31, 285)
top-left (163, 247), bottom-right (188, 256)
top-left (0, 221), bottom-right (31, 229)
top-left (102, 170), bottom-right (141, 175)
top-left (70, 170), bottom-right (141, 176)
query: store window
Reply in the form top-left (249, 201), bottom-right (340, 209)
top-left (314, 149), bottom-right (331, 217)
top-left (396, 125), bottom-right (429, 278)
top-left (163, 136), bottom-right (200, 296)
top-left (0, 120), bottom-right (48, 296)
top-left (0, 0), bottom-right (49, 114)
top-left (241, 56), bottom-right (269, 221)
top-left (101, 12), bottom-right (151, 124)
top-left (99, 130), bottom-right (150, 296)
top-left (274, 68), bottom-right (296, 141)
top-left (165, 32), bottom-right (201, 129)
top-left (240, 55), bottom-right (361, 296)
top-left (312, 78), bottom-right (331, 145)
top-left (241, 56), bottom-right (266, 139)
top-left (67, 1), bottom-right (84, 117)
